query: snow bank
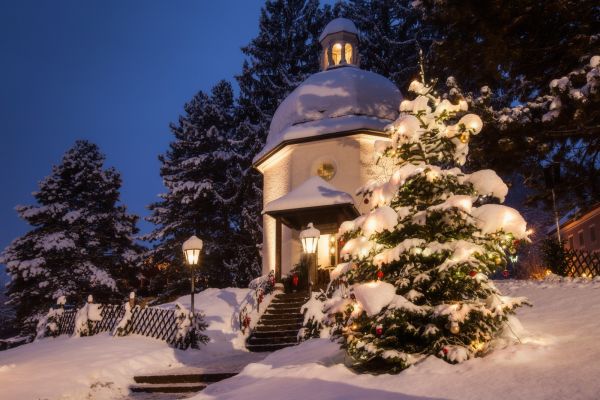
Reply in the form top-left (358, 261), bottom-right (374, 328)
top-left (0, 288), bottom-right (255, 399)
top-left (160, 287), bottom-right (253, 350)
top-left (190, 280), bottom-right (600, 400)
top-left (0, 334), bottom-right (181, 400)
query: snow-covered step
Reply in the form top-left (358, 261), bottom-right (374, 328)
top-left (130, 371), bottom-right (238, 395)
top-left (251, 329), bottom-right (300, 338)
top-left (245, 342), bottom-right (300, 352)
top-left (133, 372), bottom-right (237, 384)
top-left (129, 382), bottom-right (207, 393)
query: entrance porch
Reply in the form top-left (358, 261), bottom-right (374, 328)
top-left (263, 177), bottom-right (359, 287)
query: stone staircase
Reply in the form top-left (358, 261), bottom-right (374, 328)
top-left (246, 292), bottom-right (309, 352)
top-left (130, 371), bottom-right (237, 395)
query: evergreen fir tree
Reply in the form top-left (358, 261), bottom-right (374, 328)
top-left (342, 0), bottom-right (431, 90)
top-left (322, 78), bottom-right (529, 372)
top-left (0, 140), bottom-right (141, 335)
top-left (410, 0), bottom-right (600, 208)
top-left (145, 80), bottom-right (243, 296)
top-left (233, 0), bottom-right (329, 281)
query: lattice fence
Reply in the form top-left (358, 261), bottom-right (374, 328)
top-left (49, 304), bottom-right (203, 349)
top-left (56, 308), bottom-right (76, 336)
top-left (564, 249), bottom-right (600, 278)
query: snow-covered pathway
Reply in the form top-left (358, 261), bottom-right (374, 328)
top-left (191, 280), bottom-right (600, 400)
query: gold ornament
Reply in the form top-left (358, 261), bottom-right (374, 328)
top-left (494, 257), bottom-right (502, 265)
top-left (459, 132), bottom-right (469, 143)
top-left (449, 322), bottom-right (460, 334)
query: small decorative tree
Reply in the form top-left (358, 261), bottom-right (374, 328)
top-left (325, 78), bottom-right (530, 373)
top-left (541, 237), bottom-right (569, 276)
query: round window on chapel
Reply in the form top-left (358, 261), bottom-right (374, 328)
top-left (316, 161), bottom-right (336, 181)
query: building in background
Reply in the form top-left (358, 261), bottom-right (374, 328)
top-left (549, 204), bottom-right (600, 253)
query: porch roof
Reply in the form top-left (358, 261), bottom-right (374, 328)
top-left (263, 176), bottom-right (359, 231)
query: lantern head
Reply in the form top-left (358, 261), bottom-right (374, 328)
top-left (300, 223), bottom-right (320, 254)
top-left (182, 235), bottom-right (203, 266)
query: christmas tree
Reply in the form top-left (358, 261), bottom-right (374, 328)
top-left (0, 140), bottom-right (142, 335)
top-left (325, 78), bottom-right (530, 372)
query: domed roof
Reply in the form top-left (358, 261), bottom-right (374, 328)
top-left (257, 66), bottom-right (401, 162)
top-left (319, 18), bottom-right (358, 42)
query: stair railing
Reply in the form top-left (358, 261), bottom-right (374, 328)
top-left (239, 271), bottom-right (276, 335)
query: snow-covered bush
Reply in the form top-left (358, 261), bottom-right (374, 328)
top-left (35, 296), bottom-right (67, 339)
top-left (174, 303), bottom-right (209, 349)
top-left (74, 295), bottom-right (102, 337)
top-left (113, 292), bottom-right (136, 336)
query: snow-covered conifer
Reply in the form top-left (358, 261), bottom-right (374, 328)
top-left (0, 140), bottom-right (142, 335)
top-left (146, 81), bottom-right (247, 295)
top-left (323, 79), bottom-right (529, 372)
top-left (342, 0), bottom-right (430, 89)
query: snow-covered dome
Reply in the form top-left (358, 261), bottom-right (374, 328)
top-left (319, 18), bottom-right (358, 42)
top-left (252, 18), bottom-right (402, 164)
top-left (260, 67), bottom-right (401, 157)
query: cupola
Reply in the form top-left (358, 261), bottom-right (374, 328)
top-left (319, 18), bottom-right (359, 71)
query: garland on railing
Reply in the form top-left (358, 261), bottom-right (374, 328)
top-left (240, 270), bottom-right (276, 334)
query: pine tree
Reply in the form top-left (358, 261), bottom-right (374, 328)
top-left (410, 0), bottom-right (600, 208)
top-left (233, 0), bottom-right (329, 280)
top-left (323, 78), bottom-right (529, 372)
top-left (342, 0), bottom-right (431, 90)
top-left (0, 140), bottom-right (141, 335)
top-left (145, 80), bottom-right (243, 296)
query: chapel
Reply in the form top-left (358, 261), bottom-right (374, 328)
top-left (252, 18), bottom-right (403, 282)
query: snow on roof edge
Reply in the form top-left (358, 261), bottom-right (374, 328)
top-left (263, 176), bottom-right (355, 213)
top-left (253, 115), bottom-right (391, 165)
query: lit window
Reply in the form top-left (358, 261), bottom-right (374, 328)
top-left (332, 43), bottom-right (342, 65)
top-left (590, 225), bottom-right (596, 242)
top-left (579, 230), bottom-right (585, 246)
top-left (344, 43), bottom-right (353, 64)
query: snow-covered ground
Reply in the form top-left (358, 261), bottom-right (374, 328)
top-left (192, 279), bottom-right (600, 400)
top-left (0, 288), bottom-right (262, 400)
top-left (2, 280), bottom-right (600, 400)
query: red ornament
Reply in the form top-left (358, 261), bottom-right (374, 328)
top-left (469, 270), bottom-right (477, 277)
top-left (442, 347), bottom-right (448, 355)
top-left (502, 269), bottom-right (509, 278)
top-left (268, 275), bottom-right (275, 286)
top-left (243, 315), bottom-right (251, 328)
top-left (377, 270), bottom-right (384, 280)
top-left (292, 274), bottom-right (299, 287)
top-left (375, 324), bottom-right (383, 336)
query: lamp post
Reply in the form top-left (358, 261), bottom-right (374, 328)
top-left (300, 223), bottom-right (320, 294)
top-left (182, 235), bottom-right (203, 317)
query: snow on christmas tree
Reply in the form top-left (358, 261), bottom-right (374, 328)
top-left (0, 140), bottom-right (142, 335)
top-left (323, 77), bottom-right (530, 373)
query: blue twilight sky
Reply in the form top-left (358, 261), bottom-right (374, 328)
top-left (0, 0), bottom-right (269, 265)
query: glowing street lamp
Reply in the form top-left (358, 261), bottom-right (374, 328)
top-left (300, 223), bottom-right (320, 292)
top-left (182, 235), bottom-right (203, 316)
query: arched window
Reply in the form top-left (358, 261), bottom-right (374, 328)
top-left (332, 43), bottom-right (342, 65)
top-left (344, 43), bottom-right (353, 64)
